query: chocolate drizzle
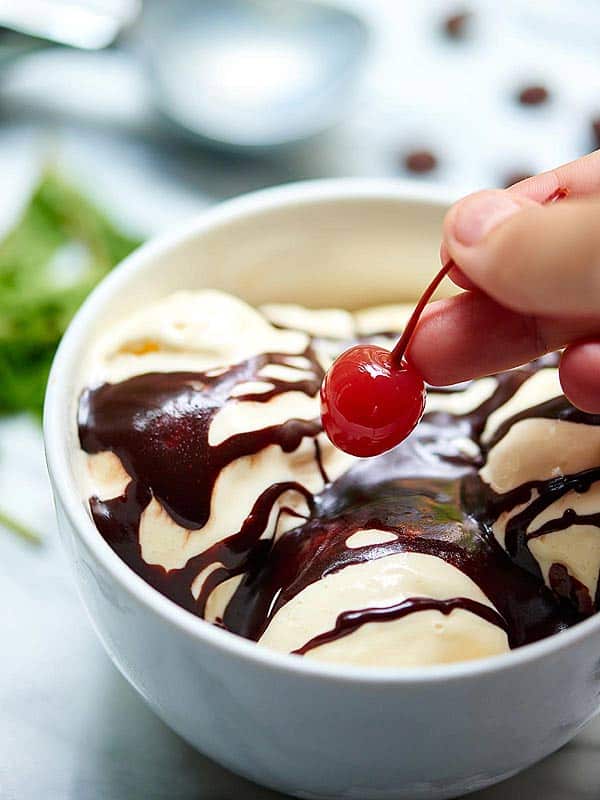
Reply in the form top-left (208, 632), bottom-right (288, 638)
top-left (79, 350), bottom-right (323, 530)
top-left (484, 393), bottom-right (600, 452)
top-left (78, 336), bottom-right (596, 654)
top-left (293, 597), bottom-right (508, 656)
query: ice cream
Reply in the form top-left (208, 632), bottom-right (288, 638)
top-left (78, 289), bottom-right (595, 668)
top-left (468, 365), bottom-right (600, 615)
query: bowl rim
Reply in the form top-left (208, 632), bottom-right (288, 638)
top-left (43, 176), bottom-right (600, 685)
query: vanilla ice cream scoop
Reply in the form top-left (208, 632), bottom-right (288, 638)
top-left (471, 364), bottom-right (600, 615)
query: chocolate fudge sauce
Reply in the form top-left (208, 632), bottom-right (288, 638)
top-left (79, 340), bottom-right (588, 650)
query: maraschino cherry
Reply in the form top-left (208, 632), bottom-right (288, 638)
top-left (321, 186), bottom-right (569, 458)
top-left (320, 261), bottom-right (451, 457)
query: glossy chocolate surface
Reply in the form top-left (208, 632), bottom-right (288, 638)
top-left (79, 339), bottom-right (589, 652)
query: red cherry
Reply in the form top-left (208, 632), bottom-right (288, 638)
top-left (320, 256), bottom-right (452, 457)
top-left (321, 186), bottom-right (569, 459)
top-left (320, 345), bottom-right (426, 457)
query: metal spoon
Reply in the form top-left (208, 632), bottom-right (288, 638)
top-left (0, 0), bottom-right (369, 153)
top-left (138, 0), bottom-right (369, 151)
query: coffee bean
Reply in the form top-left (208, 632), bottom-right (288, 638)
top-left (444, 11), bottom-right (471, 39)
top-left (404, 150), bottom-right (437, 174)
top-left (517, 85), bottom-right (549, 106)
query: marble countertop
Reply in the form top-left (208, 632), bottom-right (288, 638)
top-left (2, 2), bottom-right (600, 797)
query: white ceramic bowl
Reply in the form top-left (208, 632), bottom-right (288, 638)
top-left (44, 180), bottom-right (600, 800)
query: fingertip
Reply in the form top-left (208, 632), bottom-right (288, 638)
top-left (439, 241), bottom-right (475, 290)
top-left (560, 342), bottom-right (600, 413)
top-left (440, 191), bottom-right (539, 294)
top-left (447, 190), bottom-right (536, 249)
top-left (448, 266), bottom-right (476, 290)
top-left (442, 190), bottom-right (505, 248)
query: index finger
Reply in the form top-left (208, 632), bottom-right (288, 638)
top-left (408, 291), bottom-right (599, 385)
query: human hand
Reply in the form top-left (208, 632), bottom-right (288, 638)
top-left (408, 150), bottom-right (600, 413)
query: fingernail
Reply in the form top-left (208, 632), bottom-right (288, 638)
top-left (452, 192), bottom-right (523, 246)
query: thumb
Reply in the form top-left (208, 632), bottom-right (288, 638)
top-left (443, 189), bottom-right (600, 317)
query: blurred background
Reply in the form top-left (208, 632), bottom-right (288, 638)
top-left (2, 2), bottom-right (600, 798)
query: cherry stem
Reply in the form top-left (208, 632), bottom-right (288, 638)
top-left (390, 185), bottom-right (569, 369)
top-left (544, 187), bottom-right (569, 204)
top-left (391, 260), bottom-right (454, 367)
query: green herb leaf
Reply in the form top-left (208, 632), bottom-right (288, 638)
top-left (0, 172), bottom-right (143, 417)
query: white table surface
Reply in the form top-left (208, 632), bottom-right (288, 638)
top-left (2, 2), bottom-right (600, 797)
